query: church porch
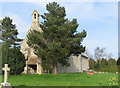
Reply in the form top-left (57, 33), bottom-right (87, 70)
top-left (24, 57), bottom-right (42, 74)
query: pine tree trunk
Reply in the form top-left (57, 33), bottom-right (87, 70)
top-left (53, 65), bottom-right (57, 74)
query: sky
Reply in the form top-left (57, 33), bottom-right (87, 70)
top-left (0, 0), bottom-right (119, 59)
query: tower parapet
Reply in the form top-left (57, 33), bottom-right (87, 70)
top-left (32, 10), bottom-right (40, 26)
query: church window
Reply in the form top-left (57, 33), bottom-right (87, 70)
top-left (34, 13), bottom-right (36, 19)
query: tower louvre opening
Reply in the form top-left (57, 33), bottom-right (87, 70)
top-left (34, 13), bottom-right (36, 19)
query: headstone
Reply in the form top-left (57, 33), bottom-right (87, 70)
top-left (1, 64), bottom-right (11, 87)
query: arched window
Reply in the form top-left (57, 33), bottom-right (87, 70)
top-left (34, 13), bottom-right (36, 19)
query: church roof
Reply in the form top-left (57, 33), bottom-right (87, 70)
top-left (32, 10), bottom-right (40, 16)
top-left (81, 53), bottom-right (88, 58)
top-left (26, 57), bottom-right (38, 65)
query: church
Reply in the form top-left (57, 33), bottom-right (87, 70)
top-left (20, 10), bottom-right (89, 74)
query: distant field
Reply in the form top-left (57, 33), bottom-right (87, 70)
top-left (0, 73), bottom-right (119, 86)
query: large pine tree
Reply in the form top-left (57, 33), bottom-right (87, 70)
top-left (0, 17), bottom-right (22, 47)
top-left (27, 2), bottom-right (87, 74)
top-left (0, 17), bottom-right (25, 75)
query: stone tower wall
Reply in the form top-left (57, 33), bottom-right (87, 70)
top-left (20, 10), bottom-right (42, 60)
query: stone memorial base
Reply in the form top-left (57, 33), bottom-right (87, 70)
top-left (1, 83), bottom-right (12, 88)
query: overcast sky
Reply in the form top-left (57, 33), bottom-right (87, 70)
top-left (1, 0), bottom-right (119, 59)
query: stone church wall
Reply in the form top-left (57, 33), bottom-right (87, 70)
top-left (57, 55), bottom-right (89, 73)
top-left (20, 10), bottom-right (89, 74)
top-left (81, 56), bottom-right (89, 71)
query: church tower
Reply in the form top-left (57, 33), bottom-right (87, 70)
top-left (20, 10), bottom-right (42, 74)
top-left (32, 10), bottom-right (40, 26)
top-left (26, 10), bottom-right (42, 35)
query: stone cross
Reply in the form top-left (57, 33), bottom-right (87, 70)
top-left (2, 64), bottom-right (10, 83)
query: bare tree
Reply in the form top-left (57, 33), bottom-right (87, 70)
top-left (94, 47), bottom-right (106, 61)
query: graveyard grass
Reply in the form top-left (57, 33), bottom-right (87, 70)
top-left (0, 73), bottom-right (119, 86)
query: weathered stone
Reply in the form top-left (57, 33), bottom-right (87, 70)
top-left (1, 64), bottom-right (11, 87)
top-left (20, 10), bottom-right (42, 74)
top-left (57, 54), bottom-right (89, 73)
top-left (20, 10), bottom-right (89, 74)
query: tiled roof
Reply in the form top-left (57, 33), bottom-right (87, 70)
top-left (81, 53), bottom-right (88, 58)
top-left (26, 57), bottom-right (38, 65)
top-left (32, 10), bottom-right (40, 15)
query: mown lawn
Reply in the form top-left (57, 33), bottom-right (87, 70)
top-left (0, 73), bottom-right (119, 86)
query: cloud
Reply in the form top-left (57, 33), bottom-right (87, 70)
top-left (1, 1), bottom-right (117, 59)
top-left (62, 2), bottom-right (95, 19)
top-left (0, 2), bottom-right (2, 20)
top-left (23, 0), bottom-right (57, 8)
top-left (82, 37), bottom-right (118, 59)
top-left (3, 12), bottom-right (31, 39)
top-left (65, 2), bottom-right (117, 22)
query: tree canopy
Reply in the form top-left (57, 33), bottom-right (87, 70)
top-left (27, 2), bottom-right (87, 74)
top-left (2, 46), bottom-right (25, 75)
top-left (94, 47), bottom-right (106, 61)
top-left (0, 17), bottom-right (22, 47)
top-left (0, 17), bottom-right (25, 75)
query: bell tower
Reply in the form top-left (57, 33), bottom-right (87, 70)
top-left (32, 10), bottom-right (40, 26)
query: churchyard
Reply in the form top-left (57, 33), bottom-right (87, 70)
top-left (0, 1), bottom-right (119, 88)
top-left (0, 65), bottom-right (119, 87)
top-left (0, 72), bottom-right (119, 86)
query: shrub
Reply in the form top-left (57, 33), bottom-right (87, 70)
top-left (94, 65), bottom-right (118, 73)
top-left (2, 46), bottom-right (26, 75)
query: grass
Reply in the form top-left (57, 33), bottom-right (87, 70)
top-left (0, 73), bottom-right (119, 86)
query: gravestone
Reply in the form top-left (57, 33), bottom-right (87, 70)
top-left (1, 64), bottom-right (11, 87)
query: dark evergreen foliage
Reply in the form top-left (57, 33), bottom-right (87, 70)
top-left (89, 58), bottom-right (96, 69)
top-left (0, 17), bottom-right (22, 47)
top-left (2, 46), bottom-right (26, 75)
top-left (27, 2), bottom-right (87, 74)
top-left (0, 17), bottom-right (25, 75)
